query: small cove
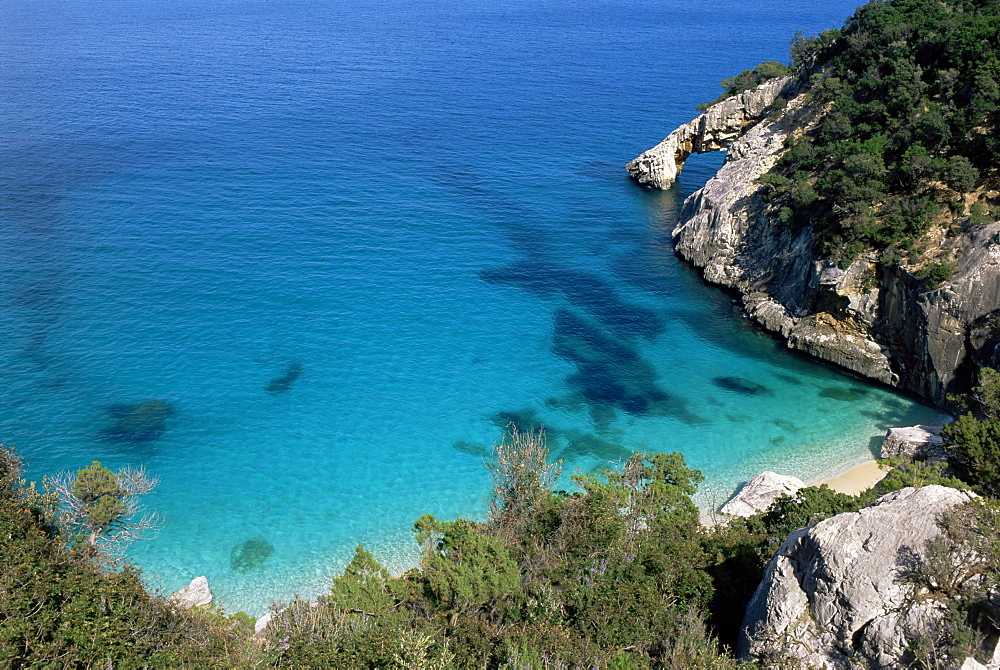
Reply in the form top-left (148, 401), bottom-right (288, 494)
top-left (0, 0), bottom-right (944, 614)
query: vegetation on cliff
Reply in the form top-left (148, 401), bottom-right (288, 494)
top-left (751, 0), bottom-right (1000, 270)
top-left (0, 448), bottom-right (252, 667)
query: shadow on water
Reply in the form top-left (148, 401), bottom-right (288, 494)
top-left (100, 399), bottom-right (175, 444)
top-left (265, 363), bottom-right (303, 395)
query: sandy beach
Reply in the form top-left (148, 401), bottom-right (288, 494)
top-left (817, 459), bottom-right (887, 495)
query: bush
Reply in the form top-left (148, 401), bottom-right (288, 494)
top-left (0, 446), bottom-right (250, 667)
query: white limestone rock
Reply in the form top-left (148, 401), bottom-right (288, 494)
top-left (626, 77), bottom-right (795, 189)
top-left (255, 609), bottom-right (277, 636)
top-left (881, 424), bottom-right (946, 461)
top-left (169, 576), bottom-right (213, 609)
top-left (720, 471), bottom-right (806, 517)
top-left (740, 485), bottom-right (976, 668)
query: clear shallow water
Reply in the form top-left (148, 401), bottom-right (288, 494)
top-left (0, 0), bottom-right (944, 614)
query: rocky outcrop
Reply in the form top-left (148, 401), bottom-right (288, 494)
top-left (628, 77), bottom-right (1000, 404)
top-left (881, 425), bottom-right (946, 461)
top-left (625, 77), bottom-right (795, 189)
top-left (169, 576), bottom-right (213, 609)
top-left (720, 471), bottom-right (805, 517)
top-left (739, 485), bottom-right (976, 668)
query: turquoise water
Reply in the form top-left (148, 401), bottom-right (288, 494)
top-left (0, 0), bottom-right (944, 615)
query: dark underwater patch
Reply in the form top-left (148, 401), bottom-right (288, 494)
top-left (769, 418), bottom-right (802, 433)
top-left (101, 399), bottom-right (174, 443)
top-left (712, 376), bottom-right (775, 397)
top-left (773, 373), bottom-right (804, 386)
top-left (818, 386), bottom-right (869, 402)
top-left (552, 309), bottom-right (704, 423)
top-left (555, 429), bottom-right (632, 463)
top-left (487, 407), bottom-right (562, 441)
top-left (452, 440), bottom-right (487, 458)
top-left (482, 262), bottom-right (663, 340)
top-left (266, 363), bottom-right (303, 394)
top-left (230, 537), bottom-right (274, 573)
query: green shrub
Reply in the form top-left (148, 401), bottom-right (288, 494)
top-left (0, 447), bottom-right (249, 667)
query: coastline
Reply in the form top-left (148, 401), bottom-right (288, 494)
top-left (813, 458), bottom-right (887, 496)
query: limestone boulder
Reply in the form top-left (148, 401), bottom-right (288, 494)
top-left (720, 471), bottom-right (805, 517)
top-left (881, 424), bottom-right (946, 461)
top-left (169, 576), bottom-right (213, 609)
top-left (739, 485), bottom-right (976, 668)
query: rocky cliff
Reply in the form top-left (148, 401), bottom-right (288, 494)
top-left (626, 77), bottom-right (795, 190)
top-left (629, 80), bottom-right (1000, 404)
top-left (739, 485), bottom-right (977, 668)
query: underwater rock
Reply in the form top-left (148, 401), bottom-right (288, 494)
top-left (101, 399), bottom-right (174, 443)
top-left (230, 537), bottom-right (274, 573)
top-left (482, 262), bottom-right (663, 340)
top-left (452, 440), bottom-right (487, 458)
top-left (818, 386), bottom-right (869, 402)
top-left (553, 309), bottom-right (700, 421)
top-left (488, 407), bottom-right (556, 437)
top-left (556, 429), bottom-right (632, 463)
top-left (773, 372), bottom-right (804, 386)
top-left (769, 418), bottom-right (802, 433)
top-left (712, 376), bottom-right (774, 396)
top-left (266, 363), bottom-right (303, 394)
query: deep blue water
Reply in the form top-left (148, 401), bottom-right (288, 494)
top-left (0, 0), bottom-right (943, 614)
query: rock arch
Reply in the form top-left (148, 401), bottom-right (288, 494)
top-left (626, 76), bottom-right (794, 189)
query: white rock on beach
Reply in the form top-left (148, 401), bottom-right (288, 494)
top-left (169, 576), bottom-right (213, 609)
top-left (880, 424), bottom-right (946, 461)
top-left (720, 471), bottom-right (805, 517)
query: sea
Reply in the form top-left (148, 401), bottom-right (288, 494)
top-left (0, 0), bottom-right (946, 615)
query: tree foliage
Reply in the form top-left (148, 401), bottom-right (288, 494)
top-left (51, 460), bottom-right (160, 559)
top-left (753, 0), bottom-right (1000, 266)
top-left (698, 60), bottom-right (795, 111)
top-left (944, 367), bottom-right (1000, 496)
top-left (261, 433), bottom-right (735, 667)
top-left (0, 446), bottom-right (249, 666)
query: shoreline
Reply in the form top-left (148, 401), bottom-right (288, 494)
top-left (812, 457), bottom-right (887, 496)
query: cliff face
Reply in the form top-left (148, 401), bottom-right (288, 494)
top-left (630, 81), bottom-right (1000, 404)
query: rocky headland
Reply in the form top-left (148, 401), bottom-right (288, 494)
top-left (628, 78), bottom-right (1000, 406)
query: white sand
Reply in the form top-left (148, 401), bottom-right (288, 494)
top-left (818, 459), bottom-right (887, 495)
